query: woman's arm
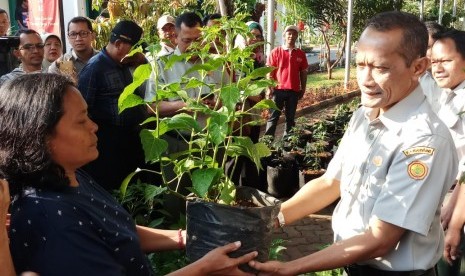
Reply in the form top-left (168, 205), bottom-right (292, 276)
top-left (136, 225), bottom-right (185, 252)
top-left (0, 180), bottom-right (15, 276)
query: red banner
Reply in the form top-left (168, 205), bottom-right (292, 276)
top-left (28, 0), bottom-right (61, 35)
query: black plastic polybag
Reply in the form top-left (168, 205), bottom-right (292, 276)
top-left (186, 186), bottom-right (281, 272)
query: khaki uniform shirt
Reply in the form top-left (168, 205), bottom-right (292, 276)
top-left (145, 47), bottom-right (226, 101)
top-left (437, 80), bottom-right (465, 177)
top-left (325, 86), bottom-right (458, 271)
top-left (420, 71), bottom-right (442, 113)
top-left (145, 47), bottom-right (227, 143)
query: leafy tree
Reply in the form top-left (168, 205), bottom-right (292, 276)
top-left (352, 0), bottom-right (404, 39)
top-left (403, 0), bottom-right (465, 29)
top-left (278, 0), bottom-right (346, 79)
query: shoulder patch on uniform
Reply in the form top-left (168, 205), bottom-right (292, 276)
top-left (403, 146), bottom-right (435, 156)
top-left (407, 161), bottom-right (428, 180)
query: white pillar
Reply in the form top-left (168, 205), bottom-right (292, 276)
top-left (61, 0), bottom-right (87, 52)
top-left (344, 0), bottom-right (354, 90)
top-left (419, 0), bottom-right (424, 21)
top-left (439, 0), bottom-right (444, 24)
top-left (266, 0), bottom-right (275, 57)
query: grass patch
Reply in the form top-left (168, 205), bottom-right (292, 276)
top-left (307, 67), bottom-right (357, 89)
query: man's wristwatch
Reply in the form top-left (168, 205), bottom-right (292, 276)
top-left (277, 211), bottom-right (285, 227)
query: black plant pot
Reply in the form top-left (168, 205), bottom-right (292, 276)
top-left (299, 169), bottom-right (326, 188)
top-left (186, 186), bottom-right (280, 272)
top-left (267, 162), bottom-right (300, 199)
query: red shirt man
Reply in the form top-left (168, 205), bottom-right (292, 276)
top-left (265, 25), bottom-right (308, 137)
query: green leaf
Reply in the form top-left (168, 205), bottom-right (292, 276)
top-left (185, 78), bottom-right (206, 90)
top-left (118, 63), bottom-right (151, 113)
top-left (217, 178), bottom-right (236, 205)
top-left (144, 185), bottom-right (168, 202)
top-left (249, 66), bottom-right (276, 79)
top-left (120, 170), bottom-right (140, 199)
top-left (252, 99), bottom-right (280, 111)
top-left (183, 58), bottom-right (224, 76)
top-left (140, 117), bottom-right (158, 126)
top-left (164, 54), bottom-right (187, 69)
top-left (208, 112), bottom-right (229, 145)
top-left (191, 168), bottom-right (222, 198)
top-left (250, 142), bottom-right (272, 170)
top-left (184, 63), bottom-right (216, 76)
top-left (167, 113), bottom-right (202, 132)
top-left (219, 85), bottom-right (241, 111)
top-left (140, 129), bottom-right (168, 163)
top-left (244, 79), bottom-right (275, 97)
top-left (227, 137), bottom-right (271, 171)
top-left (148, 217), bottom-right (164, 228)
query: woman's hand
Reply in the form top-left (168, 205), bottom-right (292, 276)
top-left (201, 241), bottom-right (258, 275)
top-left (444, 227), bottom-right (463, 264)
top-left (248, 260), bottom-right (294, 276)
top-left (169, 241), bottom-right (258, 276)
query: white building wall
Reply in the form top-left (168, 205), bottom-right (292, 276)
top-left (62, 0), bottom-right (87, 51)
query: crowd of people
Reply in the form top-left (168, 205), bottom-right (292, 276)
top-left (0, 7), bottom-right (465, 276)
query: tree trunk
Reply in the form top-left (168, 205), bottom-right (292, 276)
top-left (331, 33), bottom-right (346, 70)
top-left (217, 0), bottom-right (228, 16)
top-left (251, 3), bottom-right (266, 22)
top-left (321, 29), bottom-right (332, 80)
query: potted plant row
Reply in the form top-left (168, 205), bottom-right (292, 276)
top-left (261, 99), bottom-right (359, 196)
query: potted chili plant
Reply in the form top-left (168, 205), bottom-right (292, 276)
top-left (118, 14), bottom-right (280, 271)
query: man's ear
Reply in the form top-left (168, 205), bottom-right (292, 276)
top-left (13, 49), bottom-right (21, 59)
top-left (412, 56), bottom-right (428, 78)
top-left (114, 39), bottom-right (126, 50)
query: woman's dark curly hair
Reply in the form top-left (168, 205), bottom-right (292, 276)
top-left (0, 73), bottom-right (74, 196)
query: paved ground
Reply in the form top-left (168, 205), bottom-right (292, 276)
top-left (271, 205), bottom-right (334, 261)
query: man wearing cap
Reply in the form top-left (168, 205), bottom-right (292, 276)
top-left (41, 33), bottom-right (62, 71)
top-left (157, 14), bottom-right (176, 56)
top-left (264, 25), bottom-right (308, 138)
top-left (49, 16), bottom-right (99, 82)
top-left (78, 20), bottom-right (148, 191)
top-left (0, 29), bottom-right (45, 86)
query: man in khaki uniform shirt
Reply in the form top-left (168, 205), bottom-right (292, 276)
top-left (249, 11), bottom-right (457, 275)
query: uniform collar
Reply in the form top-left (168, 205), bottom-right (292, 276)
top-left (447, 79), bottom-right (465, 96)
top-left (364, 85), bottom-right (425, 133)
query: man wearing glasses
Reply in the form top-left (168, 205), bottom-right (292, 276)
top-left (49, 16), bottom-right (98, 82)
top-left (0, 29), bottom-right (44, 86)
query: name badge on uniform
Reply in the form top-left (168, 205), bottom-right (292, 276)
top-left (403, 146), bottom-right (435, 156)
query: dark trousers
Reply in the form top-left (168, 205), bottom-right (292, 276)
top-left (265, 89), bottom-right (299, 137)
top-left (344, 264), bottom-right (436, 276)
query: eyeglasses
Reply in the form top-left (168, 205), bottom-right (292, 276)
top-left (19, 43), bottom-right (45, 51)
top-left (68, 31), bottom-right (91, 39)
